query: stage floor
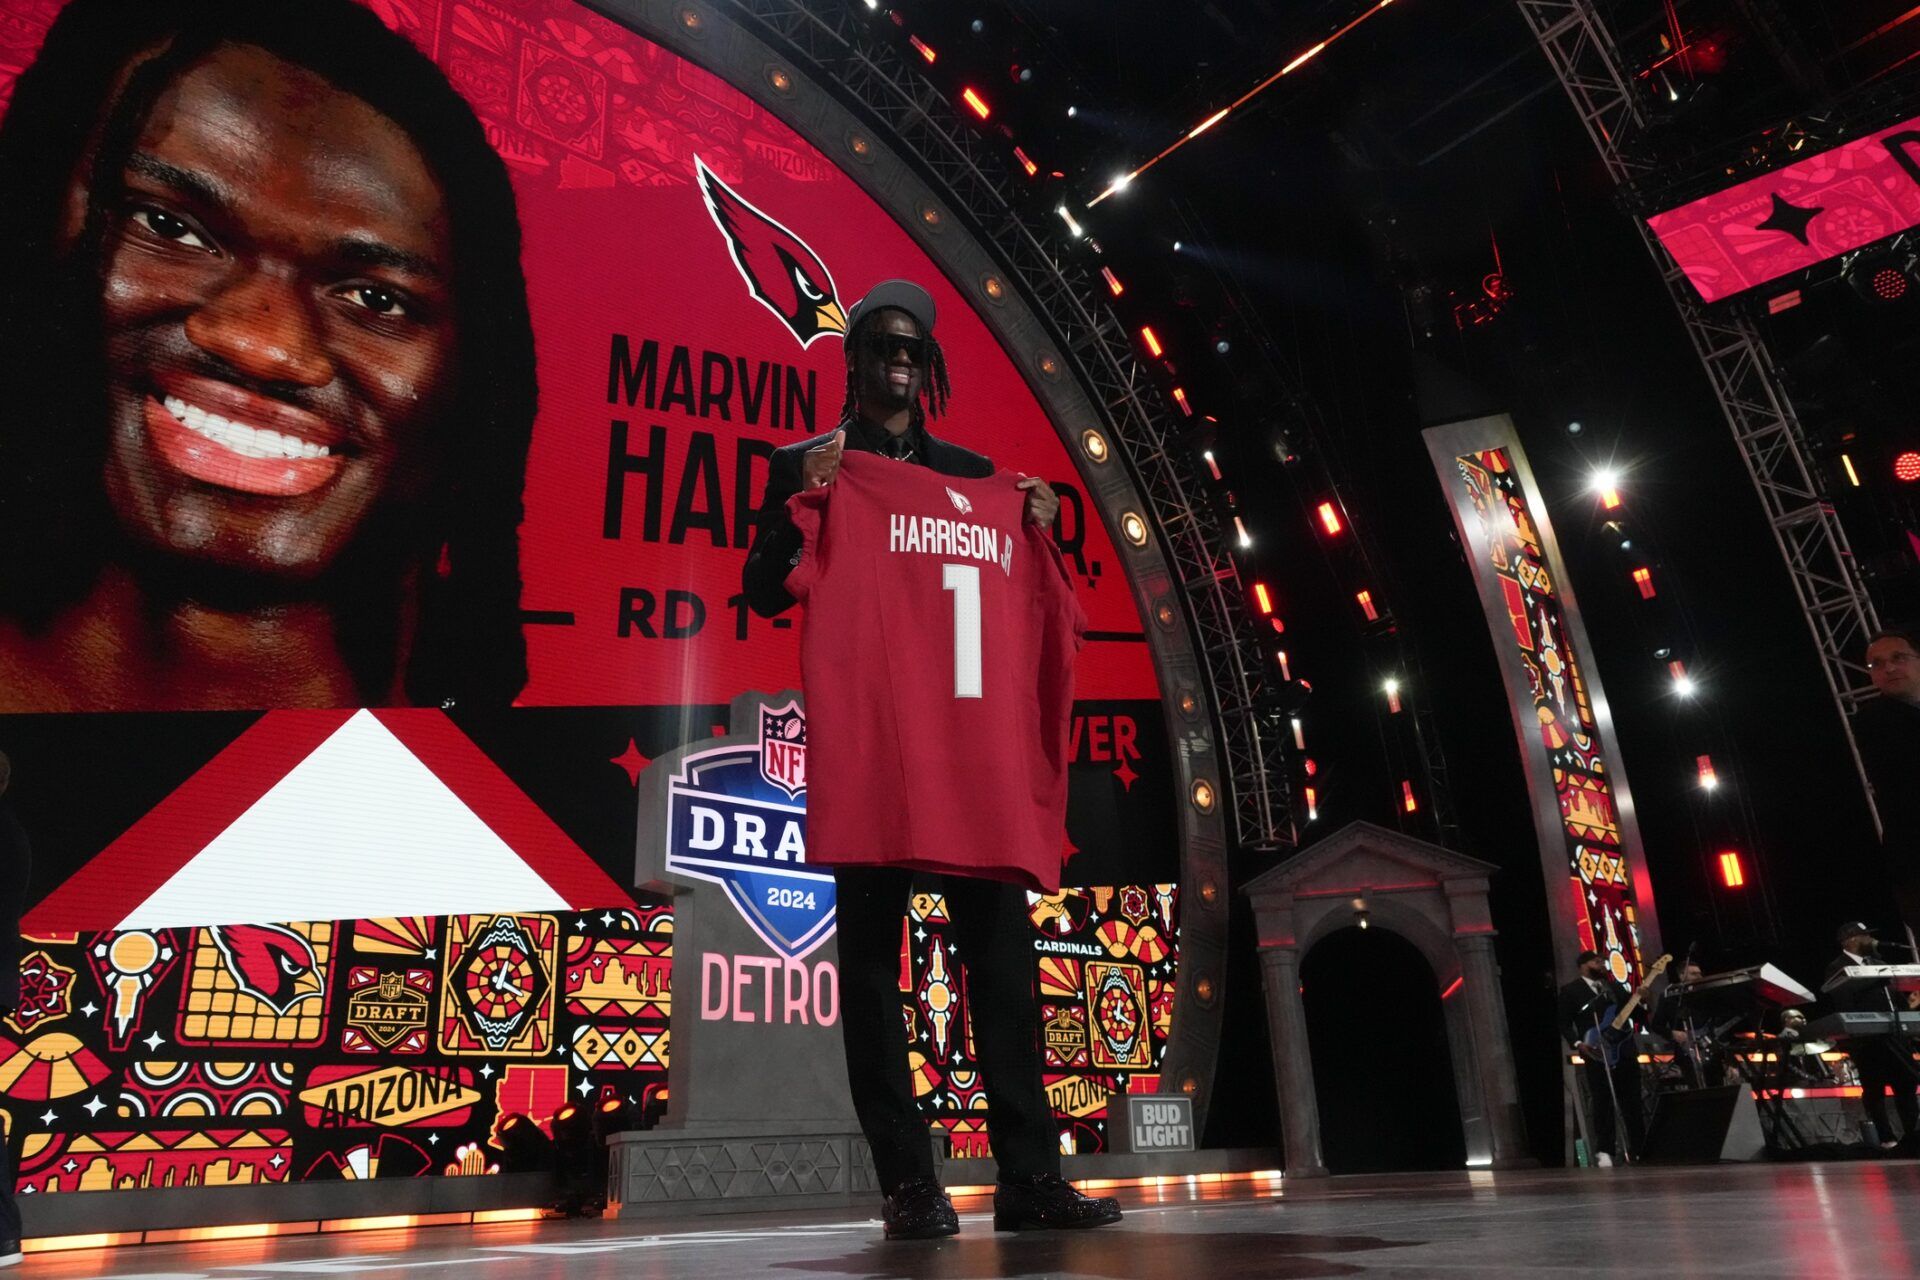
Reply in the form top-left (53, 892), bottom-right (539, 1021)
top-left (26, 1161), bottom-right (1920, 1279)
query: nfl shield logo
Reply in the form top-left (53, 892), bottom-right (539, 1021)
top-left (759, 700), bottom-right (807, 799)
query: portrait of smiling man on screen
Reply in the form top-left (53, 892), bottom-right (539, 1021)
top-left (0, 0), bottom-right (536, 711)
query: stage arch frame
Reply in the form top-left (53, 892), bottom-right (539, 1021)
top-left (586, 0), bottom-right (1296, 1129)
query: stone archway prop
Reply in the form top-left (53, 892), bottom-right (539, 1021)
top-left (1244, 820), bottom-right (1533, 1175)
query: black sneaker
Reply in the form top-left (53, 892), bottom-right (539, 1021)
top-left (882, 1176), bottom-right (960, 1240)
top-left (993, 1172), bottom-right (1123, 1231)
top-left (0, 1238), bottom-right (19, 1268)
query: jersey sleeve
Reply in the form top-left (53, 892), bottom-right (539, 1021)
top-left (783, 484), bottom-right (832, 602)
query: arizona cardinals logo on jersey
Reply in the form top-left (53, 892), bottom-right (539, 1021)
top-left (209, 923), bottom-right (325, 1016)
top-left (696, 156), bottom-right (848, 348)
top-left (946, 487), bottom-right (973, 515)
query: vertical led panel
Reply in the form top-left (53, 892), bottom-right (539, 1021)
top-left (1424, 417), bottom-right (1661, 987)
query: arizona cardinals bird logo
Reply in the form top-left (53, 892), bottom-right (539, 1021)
top-left (696, 155), bottom-right (848, 348)
top-left (210, 923), bottom-right (325, 1015)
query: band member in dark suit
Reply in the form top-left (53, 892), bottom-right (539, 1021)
top-left (1558, 949), bottom-right (1645, 1163)
top-left (1824, 921), bottom-right (1918, 1148)
top-left (1649, 960), bottom-right (1726, 1089)
top-left (0, 752), bottom-right (27, 1266)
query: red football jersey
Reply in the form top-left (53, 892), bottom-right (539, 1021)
top-left (784, 450), bottom-right (1086, 891)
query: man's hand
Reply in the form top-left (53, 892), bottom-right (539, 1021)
top-left (1671, 1028), bottom-right (1691, 1044)
top-left (1017, 474), bottom-right (1060, 527)
top-left (1575, 1042), bottom-right (1599, 1062)
top-left (803, 429), bottom-right (847, 489)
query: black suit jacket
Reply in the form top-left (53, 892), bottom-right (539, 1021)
top-left (0, 798), bottom-right (30, 1013)
top-left (1558, 975), bottom-right (1632, 1049)
top-left (1853, 696), bottom-right (1920, 876)
top-left (741, 422), bottom-right (994, 618)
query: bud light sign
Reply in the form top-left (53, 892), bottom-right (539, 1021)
top-left (665, 700), bottom-right (832, 959)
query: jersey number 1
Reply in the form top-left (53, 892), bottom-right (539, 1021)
top-left (942, 563), bottom-right (983, 699)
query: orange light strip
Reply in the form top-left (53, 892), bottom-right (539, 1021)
top-left (1316, 501), bottom-right (1343, 535)
top-left (26, 1207), bottom-right (549, 1255)
top-left (961, 87), bottom-right (990, 119)
top-left (946, 1169), bottom-right (1284, 1196)
top-left (1140, 326), bottom-right (1164, 357)
top-left (909, 35), bottom-right (937, 63)
top-left (1102, 266), bottom-right (1125, 296)
top-left (1088, 0), bottom-right (1405, 206)
top-left (1013, 145), bottom-right (1039, 176)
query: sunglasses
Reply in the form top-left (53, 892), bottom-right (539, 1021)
top-left (863, 332), bottom-right (930, 364)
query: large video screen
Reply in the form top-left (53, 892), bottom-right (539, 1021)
top-left (0, 0), bottom-right (1176, 1189)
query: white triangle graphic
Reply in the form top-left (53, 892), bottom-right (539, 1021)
top-left (119, 710), bottom-right (569, 929)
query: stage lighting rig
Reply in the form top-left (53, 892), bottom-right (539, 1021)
top-left (1843, 246), bottom-right (1917, 306)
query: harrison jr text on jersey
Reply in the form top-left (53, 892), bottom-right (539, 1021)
top-left (888, 512), bottom-right (1016, 576)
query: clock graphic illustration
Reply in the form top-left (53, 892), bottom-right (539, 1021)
top-left (452, 916), bottom-right (551, 1053)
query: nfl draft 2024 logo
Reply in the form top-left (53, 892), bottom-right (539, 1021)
top-left (661, 697), bottom-right (833, 959)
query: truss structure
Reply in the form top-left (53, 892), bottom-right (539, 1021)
top-left (1515, 0), bottom-right (1884, 824)
top-left (723, 0), bottom-right (1293, 852)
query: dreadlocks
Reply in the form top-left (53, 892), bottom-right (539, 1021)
top-left (839, 308), bottom-right (952, 427)
top-left (0, 0), bottom-right (536, 707)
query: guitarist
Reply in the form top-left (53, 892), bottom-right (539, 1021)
top-left (1558, 949), bottom-right (1647, 1164)
top-left (1650, 960), bottom-right (1729, 1089)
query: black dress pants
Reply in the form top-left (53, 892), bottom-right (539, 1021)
top-left (1853, 1039), bottom-right (1920, 1141)
top-left (1581, 1052), bottom-right (1645, 1160)
top-left (833, 866), bottom-right (1059, 1193)
top-left (0, 1128), bottom-right (17, 1243)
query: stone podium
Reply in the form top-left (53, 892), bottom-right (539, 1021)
top-left (608, 691), bottom-right (935, 1214)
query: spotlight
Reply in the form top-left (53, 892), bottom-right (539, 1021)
top-left (970, 17), bottom-right (985, 33)
top-left (1010, 63), bottom-right (1034, 84)
top-left (549, 1103), bottom-right (599, 1216)
top-left (1172, 240), bottom-right (1184, 252)
top-left (493, 1113), bottom-right (554, 1174)
top-left (1619, 538), bottom-right (1633, 551)
top-left (1896, 450), bottom-right (1920, 483)
top-left (1844, 248), bottom-right (1916, 305)
top-left (1214, 338), bottom-right (1231, 355)
top-left (1352, 896), bottom-right (1371, 930)
top-left (1067, 105), bottom-right (1078, 118)
top-left (1056, 205), bottom-right (1084, 238)
top-left (1567, 421), bottom-right (1583, 436)
top-left (1672, 673), bottom-right (1696, 697)
top-left (1590, 467), bottom-right (1622, 509)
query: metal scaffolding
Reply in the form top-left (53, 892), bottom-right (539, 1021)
top-left (1514, 0), bottom-right (1884, 824)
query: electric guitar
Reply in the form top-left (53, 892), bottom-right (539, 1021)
top-left (1581, 954), bottom-right (1672, 1070)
